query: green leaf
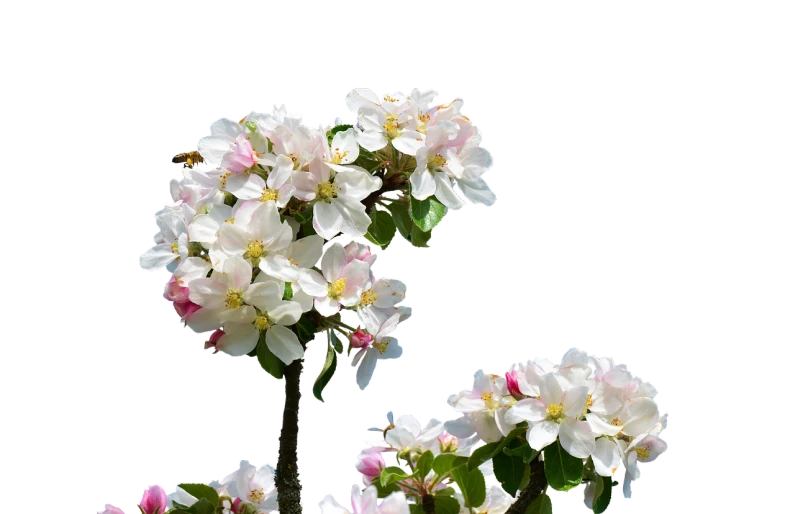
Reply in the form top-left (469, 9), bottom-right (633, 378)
top-left (294, 315), bottom-right (317, 343)
top-left (327, 124), bottom-right (354, 143)
top-left (434, 496), bottom-right (461, 514)
top-left (293, 205), bottom-right (314, 225)
top-left (433, 454), bottom-right (468, 475)
top-left (312, 339), bottom-right (337, 402)
top-left (365, 208), bottom-right (397, 249)
top-left (329, 330), bottom-right (343, 353)
top-left (544, 440), bottom-right (584, 491)
top-left (467, 442), bottom-right (499, 470)
top-left (380, 466), bottom-right (413, 487)
top-left (409, 504), bottom-right (424, 514)
top-left (176, 484), bottom-right (218, 507)
top-left (527, 494), bottom-right (553, 514)
top-left (386, 202), bottom-right (413, 240)
top-left (492, 439), bottom-right (526, 496)
top-left (409, 194), bottom-right (446, 232)
top-left (185, 498), bottom-right (215, 514)
top-left (416, 450), bottom-right (434, 478)
top-left (451, 466), bottom-right (486, 508)
top-left (503, 441), bottom-right (539, 464)
top-left (410, 225), bottom-right (432, 247)
top-left (372, 479), bottom-right (401, 498)
top-left (592, 476), bottom-right (612, 514)
top-left (282, 281), bottom-right (293, 301)
top-left (256, 335), bottom-right (285, 379)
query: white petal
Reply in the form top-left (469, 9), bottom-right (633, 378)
top-left (433, 173), bottom-right (465, 210)
top-left (356, 351), bottom-right (378, 389)
top-left (185, 307), bottom-right (223, 333)
top-left (140, 244), bottom-right (177, 270)
top-left (559, 418), bottom-right (596, 459)
top-left (505, 399), bottom-right (548, 424)
top-left (216, 323), bottom-right (259, 356)
top-left (321, 242), bottom-right (347, 282)
top-left (269, 301), bottom-right (302, 326)
top-left (266, 325), bottom-right (304, 364)
top-left (334, 170), bottom-right (382, 201)
top-left (527, 421), bottom-right (560, 452)
top-left (314, 295), bottom-right (341, 316)
top-left (242, 281), bottom-right (282, 312)
top-left (457, 177), bottom-right (496, 206)
top-left (393, 131), bottom-right (424, 155)
top-left (593, 438), bottom-right (621, 477)
top-left (409, 168), bottom-right (436, 201)
top-left (226, 173), bottom-right (267, 200)
top-left (297, 269), bottom-right (328, 297)
top-left (313, 201), bottom-right (343, 239)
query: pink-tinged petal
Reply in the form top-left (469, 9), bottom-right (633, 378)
top-left (217, 323), bottom-right (259, 356)
top-left (315, 295), bottom-right (341, 317)
top-left (140, 244), bottom-right (178, 270)
top-left (378, 491), bottom-right (410, 514)
top-left (297, 269), bottom-right (328, 297)
top-left (221, 136), bottom-right (256, 173)
top-left (99, 505), bottom-right (126, 514)
top-left (223, 255), bottom-right (253, 291)
top-left (505, 399), bottom-right (548, 424)
top-left (185, 307), bottom-right (224, 333)
top-left (409, 168), bottom-right (436, 201)
top-left (585, 413), bottom-right (621, 437)
top-left (592, 438), bottom-right (621, 477)
top-left (321, 243), bottom-right (347, 282)
top-left (559, 418), bottom-right (595, 459)
top-left (527, 421), bottom-right (560, 452)
top-left (139, 485), bottom-right (168, 514)
top-left (266, 325), bottom-right (304, 364)
top-left (319, 495), bottom-right (349, 514)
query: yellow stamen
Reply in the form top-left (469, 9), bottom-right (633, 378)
top-left (225, 217), bottom-right (235, 224)
top-left (383, 114), bottom-right (401, 139)
top-left (219, 171), bottom-right (231, 188)
top-left (373, 338), bottom-right (390, 354)
top-left (254, 315), bottom-right (271, 331)
top-left (170, 242), bottom-right (179, 254)
top-left (260, 188), bottom-right (278, 202)
top-left (546, 403), bottom-right (564, 419)
top-left (317, 181), bottom-right (341, 202)
top-left (634, 446), bottom-right (651, 461)
top-left (383, 94), bottom-right (399, 103)
top-left (225, 291), bottom-right (243, 309)
top-left (428, 153), bottom-right (447, 169)
top-left (248, 489), bottom-right (265, 503)
top-left (331, 148), bottom-right (349, 164)
top-left (360, 289), bottom-right (377, 305)
top-left (246, 240), bottom-right (265, 259)
top-left (610, 417), bottom-right (622, 426)
top-left (328, 278), bottom-right (346, 299)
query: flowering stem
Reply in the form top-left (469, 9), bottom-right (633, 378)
top-left (504, 458), bottom-right (547, 514)
top-left (275, 357), bottom-right (304, 514)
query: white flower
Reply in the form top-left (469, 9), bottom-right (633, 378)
top-left (188, 203), bottom-right (233, 247)
top-left (225, 154), bottom-right (297, 208)
top-left (621, 434), bottom-right (667, 498)
top-left (140, 204), bottom-right (195, 271)
top-left (297, 243), bottom-right (371, 316)
top-left (197, 118), bottom-right (244, 165)
top-left (319, 486), bottom-right (409, 514)
top-left (259, 234), bottom-right (324, 312)
top-left (505, 373), bottom-right (596, 458)
top-left (355, 278), bottom-right (407, 322)
top-left (447, 371), bottom-right (516, 443)
top-left (293, 159), bottom-right (382, 239)
top-left (209, 201), bottom-right (293, 271)
top-left (323, 128), bottom-right (362, 173)
top-left (384, 415), bottom-right (444, 455)
top-left (352, 309), bottom-right (403, 390)
top-left (222, 461), bottom-right (278, 513)
top-left (467, 485), bottom-right (513, 514)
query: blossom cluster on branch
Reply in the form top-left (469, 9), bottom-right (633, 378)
top-left (329, 348), bottom-right (667, 514)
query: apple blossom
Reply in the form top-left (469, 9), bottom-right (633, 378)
top-left (351, 309), bottom-right (404, 389)
top-left (298, 243), bottom-right (371, 316)
top-left (139, 485), bottom-right (168, 514)
top-left (319, 486), bottom-right (409, 514)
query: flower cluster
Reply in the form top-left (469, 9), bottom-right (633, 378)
top-left (333, 349), bottom-right (666, 514)
top-left (99, 461), bottom-right (277, 514)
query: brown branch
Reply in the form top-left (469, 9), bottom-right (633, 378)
top-left (505, 458), bottom-right (547, 514)
top-left (275, 358), bottom-right (304, 514)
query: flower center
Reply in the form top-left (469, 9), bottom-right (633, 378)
top-left (246, 240), bottom-right (265, 258)
top-left (383, 94), bottom-right (399, 103)
top-left (254, 315), bottom-right (272, 331)
top-left (372, 337), bottom-right (391, 354)
top-left (331, 148), bottom-right (349, 164)
top-left (248, 488), bottom-right (265, 503)
top-left (546, 403), bottom-right (564, 420)
top-left (225, 217), bottom-right (235, 224)
top-left (260, 188), bottom-right (278, 202)
top-left (610, 417), bottom-right (622, 426)
top-left (225, 290), bottom-right (243, 309)
top-left (170, 242), bottom-right (180, 254)
top-left (317, 181), bottom-right (341, 202)
top-left (328, 278), bottom-right (346, 299)
top-left (219, 171), bottom-right (231, 188)
top-left (360, 289), bottom-right (377, 305)
top-left (383, 114), bottom-right (401, 139)
top-left (481, 391), bottom-right (499, 410)
top-left (634, 446), bottom-right (651, 461)
top-left (428, 153), bottom-right (447, 169)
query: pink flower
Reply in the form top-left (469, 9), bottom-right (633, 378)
top-left (506, 369), bottom-right (522, 397)
top-left (350, 330), bottom-right (374, 349)
top-left (205, 329), bottom-right (225, 350)
top-left (165, 277), bottom-right (201, 320)
top-left (98, 506), bottom-right (125, 514)
top-left (221, 135), bottom-right (257, 173)
top-left (139, 485), bottom-right (168, 514)
top-left (355, 448), bottom-right (385, 485)
top-left (344, 241), bottom-right (377, 267)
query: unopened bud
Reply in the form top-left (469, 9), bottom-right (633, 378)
top-left (350, 330), bottom-right (373, 349)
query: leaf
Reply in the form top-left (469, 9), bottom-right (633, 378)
top-left (592, 476), bottom-right (612, 514)
top-left (329, 330), bottom-right (343, 354)
top-left (409, 194), bottom-right (446, 232)
top-left (373, 479), bottom-right (401, 498)
top-left (256, 335), bottom-right (285, 379)
top-left (503, 441), bottom-right (539, 464)
top-left (386, 202), bottom-right (413, 240)
top-left (282, 281), bottom-right (293, 301)
top-left (451, 466), bottom-right (486, 508)
top-left (186, 499), bottom-right (216, 514)
top-left (416, 450), bottom-right (434, 478)
top-left (365, 208), bottom-right (396, 249)
top-left (467, 442), bottom-right (499, 470)
top-left (176, 484), bottom-right (218, 507)
top-left (433, 454), bottom-right (469, 475)
top-left (294, 315), bottom-right (317, 343)
top-left (544, 440), bottom-right (584, 491)
top-left (293, 205), bottom-right (314, 225)
top-left (380, 466), bottom-right (413, 487)
top-left (410, 225), bottom-right (432, 247)
top-left (434, 496), bottom-right (461, 514)
top-left (312, 340), bottom-right (337, 402)
top-left (527, 494), bottom-right (553, 514)
top-left (492, 439), bottom-right (526, 496)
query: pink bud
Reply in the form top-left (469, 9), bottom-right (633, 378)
top-left (438, 432), bottom-right (459, 452)
top-left (344, 241), bottom-right (377, 266)
top-left (222, 135), bottom-right (256, 173)
top-left (232, 498), bottom-right (243, 513)
top-left (350, 330), bottom-right (374, 349)
top-left (506, 370), bottom-right (522, 397)
top-left (163, 276), bottom-right (190, 303)
top-left (174, 300), bottom-right (201, 320)
top-left (355, 449), bottom-right (385, 485)
top-left (205, 329), bottom-right (225, 350)
top-left (99, 505), bottom-right (125, 514)
top-left (139, 485), bottom-right (168, 514)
